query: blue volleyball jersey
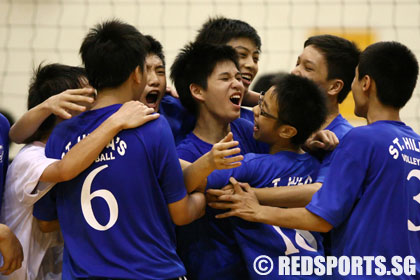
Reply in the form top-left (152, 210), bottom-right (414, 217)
top-left (176, 118), bottom-right (267, 280)
top-left (160, 94), bottom-right (257, 145)
top-left (240, 107), bottom-right (255, 123)
top-left (307, 121), bottom-right (420, 279)
top-left (33, 104), bottom-right (187, 279)
top-left (0, 114), bottom-right (9, 210)
top-left (316, 114), bottom-right (353, 183)
top-left (177, 117), bottom-right (268, 162)
top-left (159, 95), bottom-right (196, 145)
top-left (207, 152), bottom-right (324, 280)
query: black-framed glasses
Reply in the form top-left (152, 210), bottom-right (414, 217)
top-left (258, 91), bottom-right (279, 120)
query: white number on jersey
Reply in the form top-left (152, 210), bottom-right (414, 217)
top-left (273, 226), bottom-right (317, 255)
top-left (81, 165), bottom-right (119, 231)
top-left (408, 169), bottom-right (420, 231)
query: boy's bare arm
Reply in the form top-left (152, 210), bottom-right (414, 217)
top-left (254, 183), bottom-right (322, 208)
top-left (241, 89), bottom-right (260, 107)
top-left (36, 219), bottom-right (60, 233)
top-left (0, 224), bottom-right (23, 275)
top-left (10, 88), bottom-right (96, 144)
top-left (40, 101), bottom-right (159, 183)
top-left (168, 192), bottom-right (206, 226)
top-left (208, 178), bottom-right (332, 233)
top-left (213, 181), bottom-right (321, 208)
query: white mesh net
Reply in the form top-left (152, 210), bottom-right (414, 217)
top-left (1, 0), bottom-right (419, 157)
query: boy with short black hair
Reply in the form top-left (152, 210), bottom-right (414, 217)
top-left (171, 41), bottom-right (267, 280)
top-left (171, 42), bottom-right (266, 163)
top-left (211, 41), bottom-right (420, 279)
top-left (140, 35), bottom-right (166, 112)
top-left (2, 62), bottom-right (158, 280)
top-left (160, 17), bottom-right (262, 144)
top-left (206, 73), bottom-right (327, 279)
top-left (34, 20), bottom-right (205, 279)
top-left (300, 35), bottom-right (360, 106)
top-left (195, 16), bottom-right (261, 119)
top-left (195, 16), bottom-right (261, 50)
top-left (251, 34), bottom-right (361, 209)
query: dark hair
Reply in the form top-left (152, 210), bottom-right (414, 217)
top-left (273, 74), bottom-right (327, 145)
top-left (79, 19), bottom-right (149, 91)
top-left (304, 35), bottom-right (360, 103)
top-left (358, 41), bottom-right (418, 109)
top-left (195, 16), bottom-right (261, 50)
top-left (25, 63), bottom-right (86, 144)
top-left (145, 35), bottom-right (165, 66)
top-left (252, 72), bottom-right (287, 93)
top-left (170, 42), bottom-right (239, 116)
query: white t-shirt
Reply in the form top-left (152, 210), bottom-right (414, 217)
top-left (0, 142), bottom-right (62, 280)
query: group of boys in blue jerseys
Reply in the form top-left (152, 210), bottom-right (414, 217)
top-left (0, 15), bottom-right (419, 280)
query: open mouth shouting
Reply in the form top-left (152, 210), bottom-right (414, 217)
top-left (145, 90), bottom-right (160, 107)
top-left (229, 93), bottom-right (242, 106)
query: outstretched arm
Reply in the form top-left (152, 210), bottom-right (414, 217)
top-left (40, 101), bottom-right (159, 182)
top-left (208, 181), bottom-right (321, 208)
top-left (208, 178), bottom-right (332, 233)
top-left (254, 183), bottom-right (322, 208)
top-left (0, 224), bottom-right (23, 275)
top-left (182, 132), bottom-right (243, 193)
top-left (10, 88), bottom-right (96, 144)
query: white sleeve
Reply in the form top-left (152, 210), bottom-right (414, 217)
top-left (10, 145), bottom-right (59, 206)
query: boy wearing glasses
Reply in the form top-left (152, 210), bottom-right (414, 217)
top-left (171, 42), bottom-right (268, 280)
top-left (242, 35), bottom-right (361, 211)
top-left (202, 74), bottom-right (328, 279)
top-left (209, 41), bottom-right (420, 279)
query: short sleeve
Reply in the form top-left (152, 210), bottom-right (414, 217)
top-left (206, 156), bottom-right (253, 190)
top-left (33, 188), bottom-right (58, 221)
top-left (206, 168), bottom-right (236, 190)
top-left (314, 152), bottom-right (333, 183)
top-left (306, 133), bottom-right (367, 228)
top-left (33, 126), bottom-right (65, 221)
top-left (11, 146), bottom-right (58, 206)
top-left (151, 117), bottom-right (187, 204)
top-left (176, 146), bottom-right (197, 163)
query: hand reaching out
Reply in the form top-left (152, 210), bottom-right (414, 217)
top-left (182, 132), bottom-right (244, 194)
top-left (207, 132), bottom-right (244, 170)
top-left (46, 88), bottom-right (96, 119)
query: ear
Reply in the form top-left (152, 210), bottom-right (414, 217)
top-left (277, 124), bottom-right (297, 140)
top-left (132, 66), bottom-right (144, 84)
top-left (189, 83), bottom-right (205, 102)
top-left (326, 79), bottom-right (344, 97)
top-left (361, 74), bottom-right (372, 93)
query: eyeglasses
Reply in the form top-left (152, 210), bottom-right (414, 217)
top-left (258, 92), bottom-right (279, 120)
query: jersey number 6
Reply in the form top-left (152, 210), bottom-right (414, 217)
top-left (81, 165), bottom-right (119, 231)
